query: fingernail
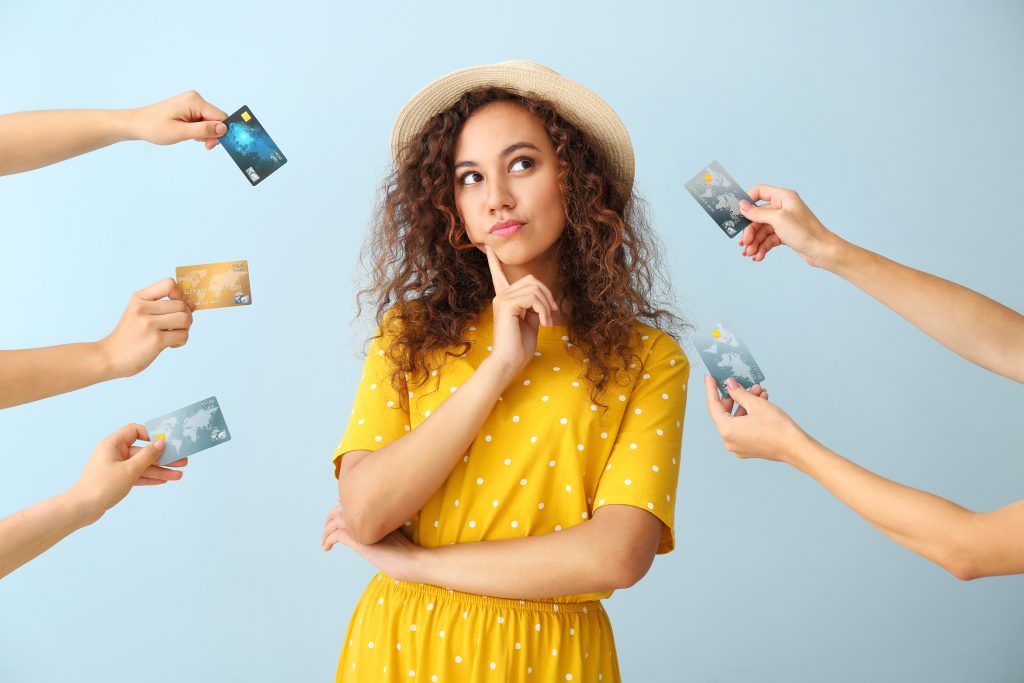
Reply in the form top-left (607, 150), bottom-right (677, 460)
top-left (739, 199), bottom-right (751, 210)
top-left (153, 440), bottom-right (166, 450)
top-left (215, 122), bottom-right (227, 135)
top-left (726, 377), bottom-right (738, 388)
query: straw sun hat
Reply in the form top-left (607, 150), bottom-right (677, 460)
top-left (390, 60), bottom-right (635, 195)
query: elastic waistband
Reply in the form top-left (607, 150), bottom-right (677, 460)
top-left (373, 573), bottom-right (604, 615)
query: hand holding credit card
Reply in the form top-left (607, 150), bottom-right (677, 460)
top-left (220, 106), bottom-right (287, 185)
top-left (685, 161), bottom-right (754, 239)
top-left (176, 260), bottom-right (252, 310)
top-left (146, 396), bottom-right (232, 466)
top-left (692, 322), bottom-right (766, 398)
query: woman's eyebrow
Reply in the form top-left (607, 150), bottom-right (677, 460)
top-left (500, 141), bottom-right (540, 157)
top-left (454, 142), bottom-right (541, 170)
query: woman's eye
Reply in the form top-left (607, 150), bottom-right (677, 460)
top-left (459, 171), bottom-right (483, 186)
top-left (510, 157), bottom-right (534, 172)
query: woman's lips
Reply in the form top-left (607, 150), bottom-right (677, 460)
top-left (490, 220), bottom-right (524, 237)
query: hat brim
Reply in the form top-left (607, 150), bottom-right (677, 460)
top-left (390, 61), bottom-right (634, 196)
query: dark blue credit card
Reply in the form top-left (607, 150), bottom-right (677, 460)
top-left (221, 105), bottom-right (287, 186)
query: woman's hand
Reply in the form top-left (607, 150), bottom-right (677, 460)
top-left (98, 278), bottom-right (195, 378)
top-left (704, 375), bottom-right (807, 462)
top-left (322, 504), bottom-right (424, 581)
top-left (737, 185), bottom-right (841, 267)
top-left (68, 424), bottom-right (189, 523)
top-left (125, 90), bottom-right (229, 150)
top-left (483, 244), bottom-right (558, 378)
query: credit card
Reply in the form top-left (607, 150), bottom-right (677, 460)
top-left (145, 396), bottom-right (232, 466)
top-left (176, 260), bottom-right (252, 310)
top-left (220, 106), bottom-right (287, 186)
top-left (692, 322), bottom-right (766, 398)
top-left (685, 160), bottom-right (753, 239)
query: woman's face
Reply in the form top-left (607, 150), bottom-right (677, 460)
top-left (453, 101), bottom-right (565, 268)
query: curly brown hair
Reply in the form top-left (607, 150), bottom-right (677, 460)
top-left (356, 86), bottom-right (684, 409)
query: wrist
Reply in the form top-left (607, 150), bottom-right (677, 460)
top-left (114, 107), bottom-right (144, 142)
top-left (59, 487), bottom-right (105, 528)
top-left (404, 545), bottom-right (439, 584)
top-left (815, 233), bottom-right (858, 273)
top-left (782, 428), bottom-right (821, 471)
top-left (477, 356), bottom-right (519, 391)
top-left (390, 543), bottom-right (434, 584)
top-left (91, 338), bottom-right (126, 380)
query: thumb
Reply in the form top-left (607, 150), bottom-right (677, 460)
top-left (182, 120), bottom-right (227, 142)
top-left (127, 439), bottom-right (165, 477)
top-left (725, 378), bottom-right (757, 411)
top-left (739, 199), bottom-right (776, 224)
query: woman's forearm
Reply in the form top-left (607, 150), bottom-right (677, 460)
top-left (413, 530), bottom-right (616, 599)
top-left (0, 109), bottom-right (135, 176)
top-left (340, 357), bottom-right (515, 543)
top-left (396, 507), bottom-right (660, 600)
top-left (0, 490), bottom-right (99, 580)
top-left (787, 436), bottom-right (986, 578)
top-left (823, 241), bottom-right (1024, 383)
top-left (0, 342), bottom-right (117, 409)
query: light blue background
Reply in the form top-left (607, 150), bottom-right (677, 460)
top-left (1, 1), bottom-right (1021, 681)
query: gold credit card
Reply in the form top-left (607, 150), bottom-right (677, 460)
top-left (176, 260), bottom-right (252, 310)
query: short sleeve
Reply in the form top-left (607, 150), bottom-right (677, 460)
top-left (331, 315), bottom-right (410, 478)
top-left (593, 332), bottom-right (689, 553)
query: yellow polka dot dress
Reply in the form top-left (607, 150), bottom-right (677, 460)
top-left (332, 306), bottom-right (689, 681)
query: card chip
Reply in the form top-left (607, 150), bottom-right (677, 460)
top-left (703, 172), bottom-right (714, 184)
top-left (155, 433), bottom-right (166, 441)
top-left (241, 111), bottom-right (251, 122)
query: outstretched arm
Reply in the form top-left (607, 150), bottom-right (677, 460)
top-left (0, 426), bottom-right (186, 580)
top-left (706, 376), bottom-right (1024, 580)
top-left (323, 503), bottom-right (663, 599)
top-left (738, 186), bottom-right (1024, 383)
top-left (0, 90), bottom-right (228, 176)
top-left (0, 279), bottom-right (193, 409)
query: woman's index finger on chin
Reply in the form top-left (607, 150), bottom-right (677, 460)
top-left (484, 244), bottom-right (510, 294)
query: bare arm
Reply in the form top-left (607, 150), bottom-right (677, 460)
top-left (0, 491), bottom-right (99, 579)
top-left (0, 278), bottom-right (193, 410)
top-left (338, 356), bottom-right (516, 545)
top-left (738, 186), bottom-right (1024, 383)
top-left (0, 90), bottom-right (228, 176)
top-left (338, 249), bottom-right (559, 545)
top-left (1, 427), bottom-right (184, 580)
top-left (825, 241), bottom-right (1024, 383)
top-left (706, 376), bottom-right (1024, 580)
top-left (323, 504), bottom-right (663, 599)
top-left (788, 434), bottom-right (1024, 580)
top-left (0, 109), bottom-right (135, 175)
top-left (0, 343), bottom-right (115, 409)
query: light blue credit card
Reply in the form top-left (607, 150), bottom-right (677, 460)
top-left (692, 322), bottom-right (766, 398)
top-left (145, 396), bottom-right (231, 465)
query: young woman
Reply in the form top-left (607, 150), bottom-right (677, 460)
top-left (322, 61), bottom-right (689, 681)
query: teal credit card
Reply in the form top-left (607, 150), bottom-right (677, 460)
top-left (692, 322), bottom-right (766, 398)
top-left (221, 105), bottom-right (287, 186)
top-left (145, 396), bottom-right (232, 465)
